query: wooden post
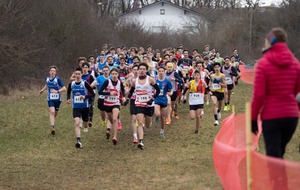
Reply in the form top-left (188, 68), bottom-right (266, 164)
top-left (246, 102), bottom-right (252, 190)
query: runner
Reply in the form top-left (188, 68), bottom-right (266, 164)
top-left (66, 67), bottom-right (95, 148)
top-left (126, 63), bottom-right (160, 149)
top-left (81, 62), bottom-right (95, 130)
top-left (91, 65), bottom-right (111, 128)
top-left (182, 70), bottom-right (208, 133)
top-left (98, 68), bottom-right (126, 145)
top-left (154, 67), bottom-right (173, 137)
top-left (165, 62), bottom-right (183, 122)
top-left (222, 56), bottom-right (238, 111)
top-left (39, 65), bottom-right (67, 135)
top-left (209, 62), bottom-right (226, 126)
top-left (124, 64), bottom-right (139, 143)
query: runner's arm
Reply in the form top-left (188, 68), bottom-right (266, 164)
top-left (84, 81), bottom-right (95, 99)
top-left (98, 80), bottom-right (110, 96)
top-left (67, 83), bottom-right (72, 100)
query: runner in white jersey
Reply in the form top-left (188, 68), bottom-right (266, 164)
top-left (98, 68), bottom-right (126, 145)
top-left (39, 65), bottom-right (66, 135)
top-left (126, 63), bottom-right (160, 150)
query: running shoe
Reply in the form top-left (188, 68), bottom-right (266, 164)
top-left (201, 110), bottom-right (204, 115)
top-left (106, 130), bottom-right (110, 139)
top-left (174, 115), bottom-right (180, 119)
top-left (160, 130), bottom-right (165, 138)
top-left (137, 142), bottom-right (144, 150)
top-left (101, 120), bottom-right (106, 128)
top-left (83, 127), bottom-right (88, 132)
top-left (232, 91), bottom-right (235, 95)
top-left (51, 128), bottom-right (55, 135)
top-left (171, 111), bottom-right (175, 117)
top-left (227, 105), bottom-right (231, 111)
top-left (75, 142), bottom-right (82, 148)
top-left (166, 118), bottom-right (171, 125)
top-left (206, 100), bottom-right (209, 105)
top-left (133, 138), bottom-right (138, 143)
top-left (195, 130), bottom-right (199, 134)
top-left (88, 122), bottom-right (93, 127)
top-left (118, 121), bottom-right (122, 131)
top-left (217, 112), bottom-right (221, 120)
top-left (223, 105), bottom-right (228, 111)
top-left (135, 120), bottom-right (139, 127)
top-left (112, 138), bottom-right (117, 145)
top-left (214, 120), bottom-right (219, 126)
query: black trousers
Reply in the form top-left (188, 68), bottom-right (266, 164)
top-left (262, 117), bottom-right (298, 158)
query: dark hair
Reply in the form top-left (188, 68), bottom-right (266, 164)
top-left (203, 56), bottom-right (209, 61)
top-left (49, 65), bottom-right (58, 71)
top-left (138, 62), bottom-right (149, 70)
top-left (77, 57), bottom-right (86, 63)
top-left (192, 49), bottom-right (199, 52)
top-left (132, 64), bottom-right (139, 69)
top-left (110, 68), bottom-right (119, 74)
top-left (213, 62), bottom-right (221, 67)
top-left (194, 70), bottom-right (200, 75)
top-left (196, 61), bottom-right (203, 67)
top-left (88, 55), bottom-right (94, 60)
top-left (102, 65), bottom-right (109, 70)
top-left (272, 27), bottom-right (287, 42)
top-left (74, 67), bottom-right (83, 73)
top-left (82, 62), bottom-right (90, 68)
top-left (132, 56), bottom-right (140, 61)
top-left (171, 58), bottom-right (178, 63)
top-left (158, 66), bottom-right (166, 70)
top-left (224, 56), bottom-right (230, 60)
top-left (119, 57), bottom-right (125, 61)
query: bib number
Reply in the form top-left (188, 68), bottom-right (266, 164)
top-left (107, 96), bottom-right (118, 103)
top-left (136, 95), bottom-right (149, 103)
top-left (212, 84), bottom-right (221, 90)
top-left (50, 93), bottom-right (59, 100)
top-left (191, 93), bottom-right (203, 99)
top-left (74, 96), bottom-right (84, 103)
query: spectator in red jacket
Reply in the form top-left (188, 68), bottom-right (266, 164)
top-left (251, 27), bottom-right (300, 159)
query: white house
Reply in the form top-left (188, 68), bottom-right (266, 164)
top-left (118, 0), bottom-right (209, 34)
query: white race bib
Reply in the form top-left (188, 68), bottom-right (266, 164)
top-left (49, 93), bottom-right (59, 100)
top-left (189, 93), bottom-right (204, 105)
top-left (74, 96), bottom-right (84, 103)
top-left (136, 95), bottom-right (149, 103)
top-left (159, 89), bottom-right (164, 96)
top-left (225, 77), bottom-right (232, 84)
top-left (107, 96), bottom-right (118, 103)
top-left (212, 84), bottom-right (221, 90)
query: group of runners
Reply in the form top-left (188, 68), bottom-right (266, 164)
top-left (39, 44), bottom-right (242, 150)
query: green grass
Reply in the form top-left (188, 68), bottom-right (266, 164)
top-left (0, 82), bottom-right (299, 190)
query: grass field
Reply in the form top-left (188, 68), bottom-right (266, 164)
top-left (0, 81), bottom-right (299, 190)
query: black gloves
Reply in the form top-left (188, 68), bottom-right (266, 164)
top-left (147, 99), bottom-right (154, 105)
top-left (251, 120), bottom-right (258, 135)
top-left (123, 99), bottom-right (129, 106)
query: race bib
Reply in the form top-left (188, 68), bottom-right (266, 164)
top-left (212, 84), bottom-right (221, 90)
top-left (191, 93), bottom-right (203, 99)
top-left (136, 95), bottom-right (149, 103)
top-left (225, 77), bottom-right (232, 84)
top-left (107, 96), bottom-right (118, 103)
top-left (159, 89), bottom-right (164, 96)
top-left (49, 93), bottom-right (59, 100)
top-left (74, 96), bottom-right (84, 103)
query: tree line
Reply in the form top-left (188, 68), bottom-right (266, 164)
top-left (0, 0), bottom-right (299, 95)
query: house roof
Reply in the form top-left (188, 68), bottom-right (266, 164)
top-left (118, 0), bottom-right (202, 18)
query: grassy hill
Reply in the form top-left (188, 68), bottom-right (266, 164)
top-left (0, 81), bottom-right (299, 190)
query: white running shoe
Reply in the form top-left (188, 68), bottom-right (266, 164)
top-left (160, 130), bottom-right (165, 138)
top-left (217, 112), bottom-right (221, 120)
top-left (214, 120), bottom-right (219, 126)
top-left (201, 110), bottom-right (204, 115)
top-left (83, 128), bottom-right (88, 132)
top-left (137, 142), bottom-right (144, 150)
top-left (206, 100), bottom-right (209, 105)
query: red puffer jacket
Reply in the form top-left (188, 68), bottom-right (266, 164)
top-left (251, 43), bottom-right (300, 121)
